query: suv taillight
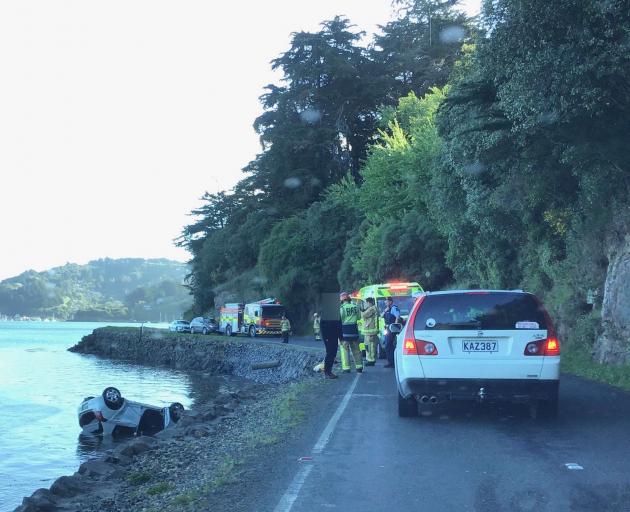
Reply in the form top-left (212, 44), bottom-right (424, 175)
top-left (403, 338), bottom-right (438, 356)
top-left (546, 338), bottom-right (560, 355)
top-left (526, 296), bottom-right (560, 356)
top-left (403, 338), bottom-right (418, 355)
top-left (524, 337), bottom-right (560, 356)
top-left (417, 340), bottom-right (438, 355)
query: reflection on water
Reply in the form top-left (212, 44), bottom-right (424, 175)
top-left (76, 433), bottom-right (121, 459)
top-left (0, 322), bottom-right (193, 512)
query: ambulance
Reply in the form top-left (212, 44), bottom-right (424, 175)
top-left (356, 282), bottom-right (424, 342)
top-left (219, 298), bottom-right (285, 337)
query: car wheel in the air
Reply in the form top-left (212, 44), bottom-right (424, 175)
top-left (102, 387), bottom-right (124, 410)
top-left (169, 402), bottom-right (185, 422)
top-left (398, 389), bottom-right (418, 417)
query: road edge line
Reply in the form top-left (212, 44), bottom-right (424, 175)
top-left (273, 373), bottom-right (360, 512)
top-left (312, 374), bottom-right (360, 454)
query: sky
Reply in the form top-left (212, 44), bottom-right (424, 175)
top-left (0, 0), bottom-right (480, 281)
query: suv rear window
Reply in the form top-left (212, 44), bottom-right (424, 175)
top-left (414, 292), bottom-right (548, 331)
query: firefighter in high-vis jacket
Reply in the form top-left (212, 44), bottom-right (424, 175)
top-left (339, 292), bottom-right (363, 373)
top-left (361, 297), bottom-right (378, 366)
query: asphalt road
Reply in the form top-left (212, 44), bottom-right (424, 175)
top-left (245, 358), bottom-right (630, 512)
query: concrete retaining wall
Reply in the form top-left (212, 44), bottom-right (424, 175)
top-left (69, 327), bottom-right (324, 384)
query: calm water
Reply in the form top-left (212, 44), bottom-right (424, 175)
top-left (0, 321), bottom-right (193, 512)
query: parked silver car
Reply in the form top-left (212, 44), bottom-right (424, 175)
top-left (78, 386), bottom-right (184, 436)
top-left (169, 320), bottom-right (190, 332)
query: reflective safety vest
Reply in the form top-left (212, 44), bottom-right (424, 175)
top-left (361, 305), bottom-right (378, 335)
top-left (281, 319), bottom-right (291, 332)
top-left (340, 302), bottom-right (360, 325)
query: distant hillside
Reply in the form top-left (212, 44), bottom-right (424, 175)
top-left (0, 258), bottom-right (192, 321)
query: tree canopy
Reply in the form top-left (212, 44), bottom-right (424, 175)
top-left (180, 0), bottom-right (629, 349)
top-left (179, 4), bottom-right (468, 323)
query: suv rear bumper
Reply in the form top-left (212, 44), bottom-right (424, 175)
top-left (400, 378), bottom-right (559, 403)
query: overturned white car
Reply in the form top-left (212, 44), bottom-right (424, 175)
top-left (78, 386), bottom-right (184, 436)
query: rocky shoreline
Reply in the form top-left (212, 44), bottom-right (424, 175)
top-left (15, 328), bottom-right (326, 512)
top-left (69, 327), bottom-right (323, 384)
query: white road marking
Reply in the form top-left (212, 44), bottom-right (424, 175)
top-left (312, 374), bottom-right (360, 454)
top-left (273, 374), bottom-right (360, 512)
top-left (564, 463), bottom-right (584, 470)
top-left (273, 464), bottom-right (314, 512)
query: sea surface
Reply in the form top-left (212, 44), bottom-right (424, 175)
top-left (0, 321), bottom-right (194, 512)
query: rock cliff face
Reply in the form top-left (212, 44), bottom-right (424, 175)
top-left (69, 327), bottom-right (323, 384)
top-left (594, 218), bottom-right (630, 364)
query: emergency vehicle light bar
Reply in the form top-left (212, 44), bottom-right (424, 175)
top-left (256, 298), bottom-right (280, 304)
top-left (388, 283), bottom-right (410, 290)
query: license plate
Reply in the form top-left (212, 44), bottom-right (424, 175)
top-left (462, 340), bottom-right (498, 353)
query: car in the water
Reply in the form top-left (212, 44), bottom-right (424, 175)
top-left (169, 320), bottom-right (191, 333)
top-left (189, 317), bottom-right (218, 334)
top-left (78, 386), bottom-right (184, 436)
top-left (394, 290), bottom-right (560, 419)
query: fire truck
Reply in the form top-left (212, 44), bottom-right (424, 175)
top-left (218, 298), bottom-right (285, 337)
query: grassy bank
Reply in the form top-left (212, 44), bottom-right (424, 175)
top-left (561, 347), bottom-right (630, 392)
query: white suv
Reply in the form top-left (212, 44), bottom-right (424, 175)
top-left (395, 290), bottom-right (560, 419)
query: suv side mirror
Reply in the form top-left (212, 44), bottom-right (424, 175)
top-left (388, 323), bottom-right (403, 334)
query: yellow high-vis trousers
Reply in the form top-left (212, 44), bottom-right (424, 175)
top-left (364, 333), bottom-right (378, 364)
top-left (339, 340), bottom-right (363, 371)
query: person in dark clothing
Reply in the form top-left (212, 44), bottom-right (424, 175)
top-left (320, 319), bottom-right (341, 379)
top-left (318, 292), bottom-right (341, 379)
top-left (383, 296), bottom-right (401, 368)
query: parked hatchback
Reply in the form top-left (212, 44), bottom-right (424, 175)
top-left (395, 290), bottom-right (560, 419)
top-left (189, 317), bottom-right (217, 334)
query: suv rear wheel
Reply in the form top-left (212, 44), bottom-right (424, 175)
top-left (102, 387), bottom-right (123, 410)
top-left (398, 389), bottom-right (418, 417)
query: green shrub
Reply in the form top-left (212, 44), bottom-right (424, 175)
top-left (562, 349), bottom-right (630, 391)
top-left (126, 471), bottom-right (151, 486)
top-left (568, 310), bottom-right (602, 349)
top-left (146, 482), bottom-right (173, 495)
